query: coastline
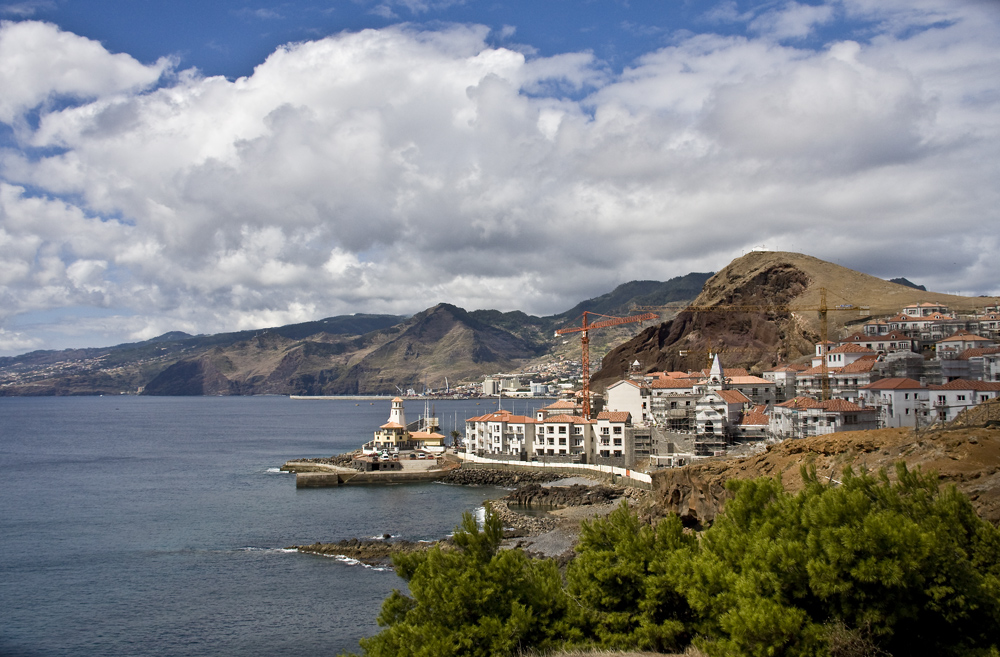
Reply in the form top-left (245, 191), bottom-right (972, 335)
top-left (289, 474), bottom-right (646, 564)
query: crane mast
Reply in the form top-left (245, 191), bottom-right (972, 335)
top-left (555, 311), bottom-right (658, 419)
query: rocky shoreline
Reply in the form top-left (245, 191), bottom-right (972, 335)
top-left (289, 481), bottom-right (645, 565)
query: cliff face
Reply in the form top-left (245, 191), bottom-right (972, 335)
top-left (647, 403), bottom-right (1000, 527)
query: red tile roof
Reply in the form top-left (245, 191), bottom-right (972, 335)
top-left (651, 378), bottom-right (695, 389)
top-left (929, 379), bottom-right (1000, 391)
top-left (861, 377), bottom-right (924, 390)
top-left (840, 356), bottom-right (878, 374)
top-left (716, 389), bottom-right (751, 404)
top-left (818, 399), bottom-right (865, 412)
top-left (829, 344), bottom-right (877, 354)
top-left (776, 396), bottom-right (821, 409)
top-left (740, 409), bottom-right (770, 426)
top-left (596, 411), bottom-right (631, 423)
top-left (958, 347), bottom-right (1000, 360)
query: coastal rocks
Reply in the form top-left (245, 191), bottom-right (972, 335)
top-left (290, 537), bottom-right (434, 563)
top-left (490, 500), bottom-right (557, 535)
top-left (503, 483), bottom-right (621, 508)
top-left (438, 467), bottom-right (565, 487)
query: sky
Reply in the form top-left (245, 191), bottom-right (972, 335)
top-left (0, 0), bottom-right (998, 356)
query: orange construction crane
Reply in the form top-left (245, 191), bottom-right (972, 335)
top-left (555, 311), bottom-right (659, 419)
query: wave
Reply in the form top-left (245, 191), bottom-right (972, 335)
top-left (264, 467), bottom-right (291, 474)
top-left (322, 554), bottom-right (393, 572)
top-left (237, 547), bottom-right (298, 554)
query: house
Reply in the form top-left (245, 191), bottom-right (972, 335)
top-left (841, 330), bottom-right (916, 354)
top-left (858, 378), bottom-right (930, 428)
top-left (604, 379), bottom-right (651, 424)
top-left (594, 411), bottom-right (632, 462)
top-left (536, 413), bottom-right (592, 459)
top-left (464, 409), bottom-right (538, 456)
top-left (770, 397), bottom-right (878, 439)
top-left (936, 330), bottom-right (997, 356)
top-left (796, 344), bottom-right (880, 401)
top-left (726, 375), bottom-right (777, 406)
top-left (695, 388), bottom-right (752, 438)
top-left (928, 379), bottom-right (1000, 423)
top-left (648, 376), bottom-right (700, 432)
top-left (902, 302), bottom-right (950, 317)
top-left (737, 405), bottom-right (771, 440)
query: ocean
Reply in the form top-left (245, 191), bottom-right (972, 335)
top-left (0, 395), bottom-right (543, 657)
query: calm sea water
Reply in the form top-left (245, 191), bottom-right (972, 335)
top-left (0, 396), bottom-right (543, 657)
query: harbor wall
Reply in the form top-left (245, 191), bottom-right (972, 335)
top-left (458, 454), bottom-right (653, 490)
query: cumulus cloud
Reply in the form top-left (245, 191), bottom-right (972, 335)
top-left (0, 2), bottom-right (999, 355)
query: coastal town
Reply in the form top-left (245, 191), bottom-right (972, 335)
top-left (462, 300), bottom-right (1000, 471)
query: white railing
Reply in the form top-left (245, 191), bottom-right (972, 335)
top-left (459, 452), bottom-right (652, 486)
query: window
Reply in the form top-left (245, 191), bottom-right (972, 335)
top-left (614, 438), bottom-right (622, 446)
top-left (613, 426), bottom-right (622, 434)
top-left (558, 426), bottom-right (567, 434)
top-left (601, 427), bottom-right (610, 435)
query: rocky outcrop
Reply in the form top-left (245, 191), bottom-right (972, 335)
top-left (291, 537), bottom-right (437, 563)
top-left (491, 500), bottom-right (558, 536)
top-left (503, 483), bottom-right (621, 508)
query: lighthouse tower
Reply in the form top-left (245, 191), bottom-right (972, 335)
top-left (387, 397), bottom-right (407, 427)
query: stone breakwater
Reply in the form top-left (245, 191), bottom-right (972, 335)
top-left (438, 468), bottom-right (566, 487)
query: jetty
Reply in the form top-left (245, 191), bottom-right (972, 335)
top-left (281, 456), bottom-right (458, 488)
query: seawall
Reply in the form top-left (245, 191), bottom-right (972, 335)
top-left (295, 469), bottom-right (451, 487)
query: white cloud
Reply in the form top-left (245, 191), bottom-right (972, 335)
top-left (0, 2), bottom-right (999, 355)
top-left (0, 20), bottom-right (171, 125)
top-left (749, 1), bottom-right (835, 40)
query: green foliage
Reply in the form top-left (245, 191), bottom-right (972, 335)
top-left (566, 502), bottom-right (696, 651)
top-left (679, 463), bottom-right (1000, 657)
top-left (355, 466), bottom-right (1000, 657)
top-left (356, 503), bottom-right (578, 657)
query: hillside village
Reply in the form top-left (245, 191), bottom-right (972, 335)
top-left (464, 300), bottom-right (1000, 470)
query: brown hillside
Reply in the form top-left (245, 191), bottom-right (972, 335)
top-left (647, 399), bottom-right (1000, 528)
top-left (593, 251), bottom-right (995, 388)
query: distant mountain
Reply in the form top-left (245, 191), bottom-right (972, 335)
top-left (592, 251), bottom-right (988, 390)
top-left (547, 274), bottom-right (713, 328)
top-left (1, 278), bottom-right (711, 396)
top-left (889, 277), bottom-right (927, 291)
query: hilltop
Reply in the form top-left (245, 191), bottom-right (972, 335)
top-left (592, 250), bottom-right (990, 389)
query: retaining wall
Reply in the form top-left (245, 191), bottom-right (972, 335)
top-left (459, 454), bottom-right (652, 490)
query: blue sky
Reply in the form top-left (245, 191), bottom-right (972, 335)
top-left (0, 0), bottom-right (998, 356)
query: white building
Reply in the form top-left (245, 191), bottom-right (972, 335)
top-left (604, 379), bottom-right (651, 424)
top-left (464, 409), bottom-right (538, 456)
top-left (859, 378), bottom-right (930, 428)
top-left (770, 397), bottom-right (878, 439)
top-left (928, 380), bottom-right (1000, 423)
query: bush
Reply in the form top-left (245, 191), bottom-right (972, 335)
top-left (356, 465), bottom-right (1000, 657)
